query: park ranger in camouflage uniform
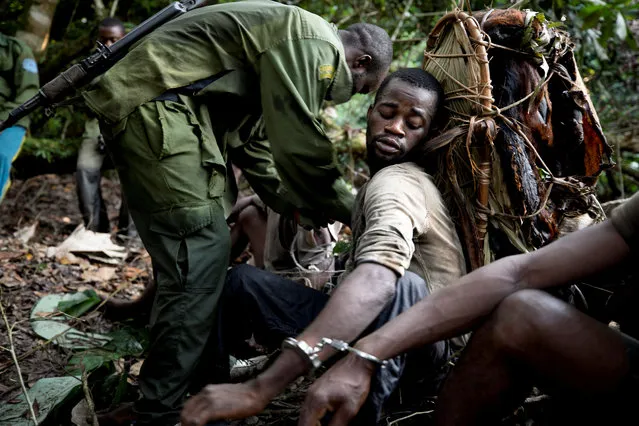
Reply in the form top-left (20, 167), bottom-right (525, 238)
top-left (0, 32), bottom-right (39, 201)
top-left (82, 0), bottom-right (392, 424)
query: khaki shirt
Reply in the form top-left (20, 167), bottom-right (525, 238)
top-left (0, 33), bottom-right (39, 129)
top-left (347, 162), bottom-right (466, 293)
top-left (82, 0), bottom-right (355, 223)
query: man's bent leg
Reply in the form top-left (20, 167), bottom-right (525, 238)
top-left (434, 289), bottom-right (630, 426)
top-left (355, 272), bottom-right (450, 425)
top-left (220, 264), bottom-right (329, 356)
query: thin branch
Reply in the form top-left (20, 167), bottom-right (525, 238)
top-left (0, 290), bottom-right (39, 425)
top-left (387, 410), bottom-right (434, 425)
top-left (393, 37), bottom-right (427, 44)
top-left (413, 10), bottom-right (447, 17)
top-left (109, 0), bottom-right (120, 17)
top-left (617, 141), bottom-right (625, 198)
top-left (81, 366), bottom-right (99, 426)
top-left (391, 0), bottom-right (415, 41)
top-left (93, 0), bottom-right (106, 19)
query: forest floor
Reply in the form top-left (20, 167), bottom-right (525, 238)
top-left (0, 173), bottom-right (582, 426)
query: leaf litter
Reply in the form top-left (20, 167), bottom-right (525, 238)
top-left (0, 174), bottom-right (561, 425)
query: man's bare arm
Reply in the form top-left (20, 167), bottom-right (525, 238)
top-left (253, 262), bottom-right (397, 396)
top-left (356, 220), bottom-right (630, 359)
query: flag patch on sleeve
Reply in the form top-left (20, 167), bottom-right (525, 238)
top-left (318, 65), bottom-right (335, 80)
top-left (22, 58), bottom-right (38, 74)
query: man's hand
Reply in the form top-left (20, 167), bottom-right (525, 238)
top-left (180, 381), bottom-right (269, 426)
top-left (298, 354), bottom-right (376, 426)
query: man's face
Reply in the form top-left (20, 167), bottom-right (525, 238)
top-left (351, 69), bottom-right (386, 95)
top-left (98, 26), bottom-right (124, 48)
top-left (366, 79), bottom-right (437, 169)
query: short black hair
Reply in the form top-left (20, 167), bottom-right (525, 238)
top-left (99, 17), bottom-right (125, 32)
top-left (342, 23), bottom-right (393, 75)
top-left (374, 68), bottom-right (445, 111)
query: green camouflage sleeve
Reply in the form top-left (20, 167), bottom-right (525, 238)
top-left (257, 38), bottom-right (354, 226)
top-left (10, 40), bottom-right (39, 129)
top-left (230, 130), bottom-right (298, 217)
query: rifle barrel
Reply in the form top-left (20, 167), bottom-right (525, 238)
top-left (0, 0), bottom-right (202, 133)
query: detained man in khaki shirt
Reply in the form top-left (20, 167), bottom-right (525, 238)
top-left (181, 68), bottom-right (466, 426)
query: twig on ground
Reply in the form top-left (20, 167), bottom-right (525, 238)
top-left (90, 279), bottom-right (131, 313)
top-left (81, 366), bottom-right (99, 426)
top-left (0, 289), bottom-right (39, 425)
top-left (386, 410), bottom-right (434, 425)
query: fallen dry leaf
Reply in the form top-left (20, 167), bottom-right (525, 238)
top-left (123, 266), bottom-right (146, 280)
top-left (130, 360), bottom-right (144, 377)
top-left (13, 222), bottom-right (37, 244)
top-left (58, 253), bottom-right (82, 265)
top-left (0, 251), bottom-right (23, 261)
top-left (71, 399), bottom-right (91, 426)
top-left (81, 267), bottom-right (117, 282)
top-left (1, 271), bottom-right (25, 288)
top-left (127, 359), bottom-right (145, 384)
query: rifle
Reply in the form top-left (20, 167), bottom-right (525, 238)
top-left (0, 0), bottom-right (205, 132)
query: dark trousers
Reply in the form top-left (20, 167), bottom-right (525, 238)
top-left (76, 167), bottom-right (135, 234)
top-left (219, 264), bottom-right (451, 424)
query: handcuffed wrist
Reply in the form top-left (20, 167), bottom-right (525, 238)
top-left (281, 337), bottom-right (322, 370)
top-left (281, 337), bottom-right (388, 372)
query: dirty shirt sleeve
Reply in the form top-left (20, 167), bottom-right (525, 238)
top-left (258, 38), bottom-right (354, 225)
top-left (354, 166), bottom-right (430, 276)
top-left (9, 42), bottom-right (39, 129)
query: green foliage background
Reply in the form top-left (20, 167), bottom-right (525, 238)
top-left (1, 0), bottom-right (637, 198)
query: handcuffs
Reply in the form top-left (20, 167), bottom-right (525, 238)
top-left (282, 337), bottom-right (388, 371)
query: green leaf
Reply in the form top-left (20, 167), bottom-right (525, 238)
top-left (30, 293), bottom-right (111, 349)
top-left (581, 6), bottom-right (607, 29)
top-left (57, 289), bottom-right (101, 317)
top-left (625, 21), bottom-right (638, 49)
top-left (67, 351), bottom-right (120, 375)
top-left (104, 329), bottom-right (145, 357)
top-left (0, 376), bottom-right (81, 426)
top-left (333, 240), bottom-right (352, 255)
top-left (614, 12), bottom-right (628, 40)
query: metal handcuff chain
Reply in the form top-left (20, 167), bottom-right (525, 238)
top-left (281, 337), bottom-right (388, 371)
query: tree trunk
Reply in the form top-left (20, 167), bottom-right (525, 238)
top-left (15, 0), bottom-right (60, 57)
top-left (94, 0), bottom-right (106, 20)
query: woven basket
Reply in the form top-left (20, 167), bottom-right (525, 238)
top-left (421, 8), bottom-right (612, 269)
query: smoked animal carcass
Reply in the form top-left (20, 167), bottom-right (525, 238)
top-left (420, 8), bottom-right (612, 269)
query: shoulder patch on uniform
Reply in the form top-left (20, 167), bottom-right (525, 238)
top-left (22, 58), bottom-right (38, 74)
top-left (318, 64), bottom-right (335, 80)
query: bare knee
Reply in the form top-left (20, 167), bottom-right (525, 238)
top-left (237, 205), bottom-right (265, 229)
top-left (489, 289), bottom-right (574, 355)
